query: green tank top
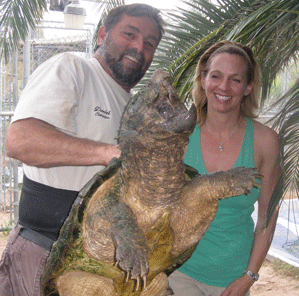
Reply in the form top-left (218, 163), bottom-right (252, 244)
top-left (179, 118), bottom-right (260, 287)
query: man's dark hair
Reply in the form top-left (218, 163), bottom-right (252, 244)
top-left (104, 3), bottom-right (165, 43)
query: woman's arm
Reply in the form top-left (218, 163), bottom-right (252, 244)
top-left (244, 124), bottom-right (280, 276)
top-left (221, 123), bottom-right (281, 296)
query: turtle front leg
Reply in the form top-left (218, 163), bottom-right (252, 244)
top-left (111, 201), bottom-right (149, 285)
top-left (83, 174), bottom-right (149, 287)
top-left (187, 167), bottom-right (261, 200)
top-left (171, 167), bottom-right (260, 254)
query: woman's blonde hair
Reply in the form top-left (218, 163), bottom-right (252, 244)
top-left (192, 40), bottom-right (262, 125)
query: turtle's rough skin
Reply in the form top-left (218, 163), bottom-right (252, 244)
top-left (41, 69), bottom-right (260, 296)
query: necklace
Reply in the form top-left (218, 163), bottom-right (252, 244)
top-left (206, 120), bottom-right (240, 152)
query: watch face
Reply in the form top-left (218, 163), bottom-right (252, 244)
top-left (243, 270), bottom-right (259, 281)
top-left (253, 274), bottom-right (259, 280)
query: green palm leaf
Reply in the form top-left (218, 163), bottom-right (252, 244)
top-left (225, 0), bottom-right (299, 101)
top-left (267, 79), bottom-right (299, 220)
top-left (0, 0), bottom-right (47, 61)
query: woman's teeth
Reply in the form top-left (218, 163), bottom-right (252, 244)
top-left (216, 94), bottom-right (231, 101)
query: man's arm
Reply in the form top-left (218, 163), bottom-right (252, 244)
top-left (5, 118), bottom-right (121, 168)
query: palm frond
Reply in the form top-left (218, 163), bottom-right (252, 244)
top-left (267, 79), bottom-right (299, 220)
top-left (140, 0), bottom-right (257, 93)
top-left (0, 0), bottom-right (47, 62)
top-left (225, 0), bottom-right (299, 100)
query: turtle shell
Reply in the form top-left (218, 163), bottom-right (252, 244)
top-left (41, 159), bottom-right (198, 296)
top-left (41, 158), bottom-right (122, 295)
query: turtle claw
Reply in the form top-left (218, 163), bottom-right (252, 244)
top-left (143, 275), bottom-right (147, 289)
top-left (136, 275), bottom-right (141, 291)
top-left (253, 180), bottom-right (261, 189)
top-left (125, 273), bottom-right (147, 291)
top-left (126, 271), bottom-right (130, 282)
top-left (135, 275), bottom-right (148, 291)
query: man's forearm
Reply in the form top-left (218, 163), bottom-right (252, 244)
top-left (5, 118), bottom-right (120, 168)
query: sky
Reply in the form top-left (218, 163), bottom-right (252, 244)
top-left (76, 0), bottom-right (188, 24)
top-left (43, 0), bottom-right (187, 34)
top-left (125, 0), bottom-right (185, 11)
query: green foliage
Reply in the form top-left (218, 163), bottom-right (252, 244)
top-left (273, 259), bottom-right (299, 280)
top-left (0, 221), bottom-right (12, 235)
top-left (0, 0), bottom-right (47, 62)
top-left (271, 79), bottom-right (299, 200)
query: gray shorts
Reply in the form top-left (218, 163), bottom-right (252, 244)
top-left (0, 224), bottom-right (50, 296)
top-left (168, 270), bottom-right (250, 296)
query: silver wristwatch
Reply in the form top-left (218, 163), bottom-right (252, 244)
top-left (243, 269), bottom-right (259, 281)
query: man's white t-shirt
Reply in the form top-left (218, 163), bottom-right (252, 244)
top-left (12, 52), bottom-right (131, 191)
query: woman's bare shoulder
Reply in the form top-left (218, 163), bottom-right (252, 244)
top-left (252, 119), bottom-right (280, 165)
top-left (252, 119), bottom-right (279, 142)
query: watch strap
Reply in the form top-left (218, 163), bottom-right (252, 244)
top-left (243, 269), bottom-right (259, 281)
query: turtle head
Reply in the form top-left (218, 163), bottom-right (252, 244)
top-left (118, 69), bottom-right (197, 148)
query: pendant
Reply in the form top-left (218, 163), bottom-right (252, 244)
top-left (219, 145), bottom-right (224, 152)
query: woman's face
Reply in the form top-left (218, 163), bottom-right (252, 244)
top-left (201, 53), bottom-right (253, 115)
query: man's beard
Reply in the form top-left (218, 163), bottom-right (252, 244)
top-left (100, 38), bottom-right (146, 87)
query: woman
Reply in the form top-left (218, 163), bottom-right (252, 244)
top-left (168, 41), bottom-right (280, 296)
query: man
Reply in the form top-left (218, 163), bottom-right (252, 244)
top-left (0, 4), bottom-right (164, 295)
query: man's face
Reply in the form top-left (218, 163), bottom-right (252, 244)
top-left (96, 14), bottom-right (160, 91)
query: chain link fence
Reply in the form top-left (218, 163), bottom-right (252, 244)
top-left (0, 20), bottom-right (95, 231)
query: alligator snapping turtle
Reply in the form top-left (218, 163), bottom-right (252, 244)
top-left (41, 69), bottom-right (260, 296)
